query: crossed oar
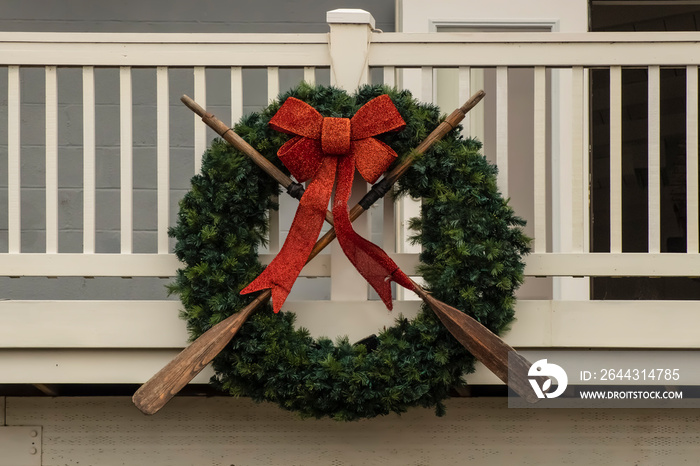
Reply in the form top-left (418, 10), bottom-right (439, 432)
top-left (132, 91), bottom-right (538, 415)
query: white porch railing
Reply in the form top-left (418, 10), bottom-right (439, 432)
top-left (2, 9), bottom-right (700, 385)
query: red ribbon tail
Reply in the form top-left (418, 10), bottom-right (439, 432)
top-left (241, 157), bottom-right (337, 313)
top-left (333, 154), bottom-right (416, 311)
top-left (240, 272), bottom-right (293, 314)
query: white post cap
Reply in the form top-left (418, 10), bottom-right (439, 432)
top-left (326, 9), bottom-right (376, 29)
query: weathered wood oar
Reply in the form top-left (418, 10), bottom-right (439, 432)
top-left (182, 97), bottom-right (335, 226)
top-left (411, 284), bottom-right (536, 402)
top-left (133, 289), bottom-right (267, 414)
top-left (133, 90), bottom-right (533, 415)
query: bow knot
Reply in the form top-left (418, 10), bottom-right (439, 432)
top-left (242, 94), bottom-right (415, 313)
top-left (321, 117), bottom-right (351, 155)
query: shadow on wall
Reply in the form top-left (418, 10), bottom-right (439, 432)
top-left (589, 4), bottom-right (700, 299)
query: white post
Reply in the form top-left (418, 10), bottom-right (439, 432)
top-left (552, 68), bottom-right (589, 301)
top-left (327, 9), bottom-right (374, 90)
top-left (326, 9), bottom-right (375, 303)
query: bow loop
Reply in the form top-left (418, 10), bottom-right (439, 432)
top-left (269, 97), bottom-right (323, 139)
top-left (351, 94), bottom-right (406, 140)
top-left (277, 136), bottom-right (324, 182)
top-left (353, 138), bottom-right (397, 184)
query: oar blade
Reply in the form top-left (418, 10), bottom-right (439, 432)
top-left (132, 303), bottom-right (256, 415)
top-left (418, 290), bottom-right (538, 404)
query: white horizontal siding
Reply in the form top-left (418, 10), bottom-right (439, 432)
top-left (3, 299), bottom-right (696, 351)
top-left (2, 299), bottom-right (699, 383)
top-left (0, 301), bottom-right (187, 348)
top-left (0, 350), bottom-right (213, 384)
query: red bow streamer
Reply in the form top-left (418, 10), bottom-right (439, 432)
top-left (241, 95), bottom-right (416, 313)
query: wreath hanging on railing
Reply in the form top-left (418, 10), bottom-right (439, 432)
top-left (168, 84), bottom-right (530, 421)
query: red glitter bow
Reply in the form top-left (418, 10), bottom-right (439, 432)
top-left (241, 95), bottom-right (415, 313)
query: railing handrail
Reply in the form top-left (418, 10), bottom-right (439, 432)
top-left (374, 31), bottom-right (700, 43)
top-left (0, 31), bottom-right (329, 43)
top-left (2, 29), bottom-right (700, 43)
top-left (370, 32), bottom-right (700, 67)
top-left (0, 42), bottom-right (331, 67)
top-left (3, 30), bottom-right (700, 67)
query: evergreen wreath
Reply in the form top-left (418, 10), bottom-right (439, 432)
top-left (168, 83), bottom-right (530, 421)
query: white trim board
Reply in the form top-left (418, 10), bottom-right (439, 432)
top-left (429, 19), bottom-right (559, 32)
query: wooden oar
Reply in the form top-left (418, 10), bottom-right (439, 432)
top-left (132, 291), bottom-right (266, 414)
top-left (411, 284), bottom-right (536, 402)
top-left (133, 90), bottom-right (532, 415)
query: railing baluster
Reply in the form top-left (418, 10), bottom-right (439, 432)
top-left (382, 194), bottom-right (396, 254)
top-left (648, 65), bottom-right (661, 254)
top-left (45, 66), bottom-right (58, 254)
top-left (533, 66), bottom-right (546, 253)
top-left (458, 66), bottom-right (471, 137)
top-left (193, 67), bottom-right (206, 174)
top-left (610, 66), bottom-right (623, 253)
top-left (231, 66), bottom-right (243, 124)
top-left (304, 66), bottom-right (316, 86)
top-left (120, 66), bottom-right (133, 254)
top-left (571, 66), bottom-right (585, 252)
top-left (268, 195), bottom-right (280, 254)
top-left (687, 65), bottom-right (699, 254)
top-left (420, 66), bottom-right (433, 103)
top-left (262, 65), bottom-right (285, 251)
top-left (156, 66), bottom-right (170, 254)
top-left (267, 66), bottom-right (281, 253)
top-left (496, 66), bottom-right (509, 198)
top-left (8, 66), bottom-right (20, 254)
top-left (267, 66), bottom-right (279, 103)
top-left (375, 65), bottom-right (396, 254)
top-left (383, 66), bottom-right (395, 87)
top-left (82, 66), bottom-right (95, 254)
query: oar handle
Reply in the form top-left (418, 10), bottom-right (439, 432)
top-left (181, 96), bottom-right (293, 190)
top-left (357, 90), bottom-right (485, 211)
top-left (180, 95), bottom-right (327, 222)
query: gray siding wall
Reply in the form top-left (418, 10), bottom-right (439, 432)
top-left (0, 0), bottom-right (395, 33)
top-left (0, 0), bottom-right (394, 300)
